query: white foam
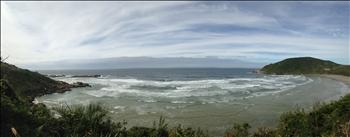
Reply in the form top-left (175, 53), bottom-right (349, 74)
top-left (54, 75), bottom-right (313, 103)
top-left (42, 100), bottom-right (59, 104)
top-left (32, 98), bottom-right (39, 104)
top-left (138, 99), bottom-right (157, 103)
top-left (171, 100), bottom-right (193, 104)
top-left (165, 105), bottom-right (186, 109)
top-left (113, 106), bottom-right (126, 112)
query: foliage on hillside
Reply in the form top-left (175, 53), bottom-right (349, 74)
top-left (1, 62), bottom-right (71, 100)
top-left (1, 80), bottom-right (209, 137)
top-left (261, 57), bottom-right (350, 76)
top-left (2, 78), bottom-right (349, 137)
top-left (1, 61), bottom-right (349, 137)
top-left (1, 79), bottom-right (52, 137)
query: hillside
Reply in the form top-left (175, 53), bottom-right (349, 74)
top-left (2, 76), bottom-right (349, 137)
top-left (1, 61), bottom-right (349, 137)
top-left (261, 57), bottom-right (350, 76)
top-left (0, 62), bottom-right (72, 100)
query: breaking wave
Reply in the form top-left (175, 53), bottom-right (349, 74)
top-left (55, 75), bottom-right (312, 104)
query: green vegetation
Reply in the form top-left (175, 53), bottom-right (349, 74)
top-left (1, 79), bottom-right (51, 137)
top-left (1, 62), bottom-right (71, 101)
top-left (1, 61), bottom-right (350, 137)
top-left (224, 94), bottom-right (350, 137)
top-left (261, 57), bottom-right (350, 76)
top-left (1, 77), bottom-right (350, 136)
top-left (1, 79), bottom-right (209, 137)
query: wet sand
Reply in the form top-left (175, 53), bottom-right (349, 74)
top-left (310, 74), bottom-right (350, 85)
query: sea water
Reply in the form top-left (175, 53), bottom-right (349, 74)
top-left (36, 68), bottom-right (350, 136)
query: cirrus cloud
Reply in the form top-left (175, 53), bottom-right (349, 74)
top-left (1, 1), bottom-right (349, 66)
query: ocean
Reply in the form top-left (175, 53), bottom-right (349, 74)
top-left (36, 68), bottom-right (350, 136)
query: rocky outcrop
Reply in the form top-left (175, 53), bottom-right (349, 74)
top-left (46, 74), bottom-right (101, 78)
top-left (70, 82), bottom-right (91, 88)
top-left (1, 62), bottom-right (92, 99)
top-left (71, 75), bottom-right (101, 78)
top-left (45, 81), bottom-right (91, 94)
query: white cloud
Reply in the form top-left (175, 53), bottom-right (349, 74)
top-left (1, 1), bottom-right (349, 65)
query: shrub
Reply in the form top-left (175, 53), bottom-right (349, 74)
top-left (224, 123), bottom-right (251, 137)
top-left (252, 127), bottom-right (276, 137)
top-left (169, 125), bottom-right (209, 137)
top-left (41, 104), bottom-right (127, 137)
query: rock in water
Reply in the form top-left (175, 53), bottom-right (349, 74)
top-left (71, 82), bottom-right (91, 88)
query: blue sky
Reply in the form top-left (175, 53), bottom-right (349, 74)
top-left (1, 1), bottom-right (349, 65)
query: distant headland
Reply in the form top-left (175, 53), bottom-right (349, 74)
top-left (260, 57), bottom-right (350, 76)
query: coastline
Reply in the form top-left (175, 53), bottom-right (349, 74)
top-left (308, 74), bottom-right (350, 85)
top-left (37, 73), bottom-right (349, 135)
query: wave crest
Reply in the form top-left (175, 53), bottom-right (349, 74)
top-left (60, 75), bottom-right (313, 103)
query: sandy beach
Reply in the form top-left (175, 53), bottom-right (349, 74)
top-left (37, 72), bottom-right (350, 136)
top-left (313, 74), bottom-right (350, 85)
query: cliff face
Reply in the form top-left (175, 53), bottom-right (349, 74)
top-left (0, 62), bottom-right (72, 100)
top-left (261, 57), bottom-right (350, 76)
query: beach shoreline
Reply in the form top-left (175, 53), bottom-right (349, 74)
top-left (308, 74), bottom-right (350, 85)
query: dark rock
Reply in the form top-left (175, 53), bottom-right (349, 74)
top-left (55, 81), bottom-right (72, 93)
top-left (71, 75), bottom-right (101, 78)
top-left (70, 82), bottom-right (91, 88)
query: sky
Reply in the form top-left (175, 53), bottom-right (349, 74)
top-left (1, 1), bottom-right (349, 67)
